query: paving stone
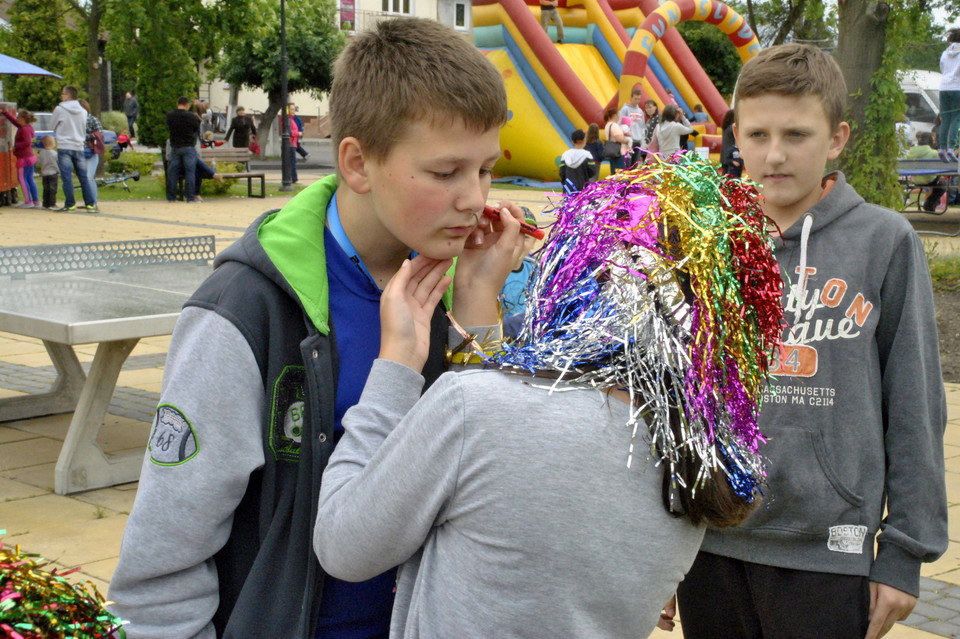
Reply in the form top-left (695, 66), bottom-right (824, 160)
top-left (939, 597), bottom-right (960, 614)
top-left (912, 600), bottom-right (958, 621)
top-left (916, 619), bottom-right (960, 637)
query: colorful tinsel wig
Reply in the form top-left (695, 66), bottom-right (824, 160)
top-left (1, 538), bottom-right (125, 638)
top-left (492, 153), bottom-right (784, 504)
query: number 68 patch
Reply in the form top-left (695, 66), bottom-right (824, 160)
top-left (149, 404), bottom-right (199, 465)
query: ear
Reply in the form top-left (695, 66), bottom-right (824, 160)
top-left (827, 121), bottom-right (851, 161)
top-left (338, 136), bottom-right (372, 195)
top-left (732, 122), bottom-right (739, 145)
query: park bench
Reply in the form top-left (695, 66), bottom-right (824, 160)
top-left (0, 235), bottom-right (215, 494)
top-left (199, 146), bottom-right (265, 198)
top-left (897, 157), bottom-right (958, 214)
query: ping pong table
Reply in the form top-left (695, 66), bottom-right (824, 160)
top-left (898, 157), bottom-right (959, 214)
top-left (0, 236), bottom-right (215, 494)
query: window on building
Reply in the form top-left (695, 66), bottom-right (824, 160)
top-left (455, 3), bottom-right (467, 27)
top-left (382, 0), bottom-right (411, 14)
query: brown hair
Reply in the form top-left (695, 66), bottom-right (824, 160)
top-left (585, 122), bottom-right (600, 145)
top-left (62, 85), bottom-right (78, 100)
top-left (662, 104), bottom-right (679, 122)
top-left (721, 108), bottom-right (735, 130)
top-left (330, 17), bottom-right (507, 162)
top-left (948, 28), bottom-right (960, 44)
top-left (734, 43), bottom-right (847, 132)
top-left (602, 106), bottom-right (619, 122)
top-left (17, 109), bottom-right (36, 125)
top-left (659, 394), bottom-right (759, 527)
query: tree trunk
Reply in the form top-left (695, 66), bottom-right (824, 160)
top-left (257, 96), bottom-right (284, 159)
top-left (835, 0), bottom-right (889, 151)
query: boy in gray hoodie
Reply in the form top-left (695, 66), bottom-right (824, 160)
top-left (49, 85), bottom-right (96, 212)
top-left (676, 43), bottom-right (947, 639)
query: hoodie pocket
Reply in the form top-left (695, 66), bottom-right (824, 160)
top-left (742, 428), bottom-right (863, 535)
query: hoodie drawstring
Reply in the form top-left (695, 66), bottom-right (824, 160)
top-left (793, 214), bottom-right (814, 324)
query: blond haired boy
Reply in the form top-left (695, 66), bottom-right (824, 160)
top-left (109, 17), bottom-right (524, 638)
top-left (676, 43), bottom-right (947, 639)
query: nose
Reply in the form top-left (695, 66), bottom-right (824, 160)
top-left (765, 135), bottom-right (788, 166)
top-left (456, 173), bottom-right (488, 217)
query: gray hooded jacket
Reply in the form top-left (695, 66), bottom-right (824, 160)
top-left (50, 99), bottom-right (88, 151)
top-left (700, 172), bottom-right (947, 598)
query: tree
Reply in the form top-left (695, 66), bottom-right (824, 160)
top-left (676, 20), bottom-right (742, 99)
top-left (835, 1), bottom-right (926, 209)
top-left (218, 0), bottom-right (345, 156)
top-left (2, 0), bottom-right (73, 112)
top-left (738, 0), bottom-right (836, 48)
top-left (104, 0), bottom-right (204, 146)
top-left (64, 0), bottom-right (107, 115)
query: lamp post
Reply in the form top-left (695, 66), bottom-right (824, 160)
top-left (279, 0), bottom-right (292, 191)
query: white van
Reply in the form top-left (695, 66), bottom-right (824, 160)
top-left (899, 69), bottom-right (940, 140)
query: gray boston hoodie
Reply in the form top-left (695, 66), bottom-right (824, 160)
top-left (700, 172), bottom-right (948, 598)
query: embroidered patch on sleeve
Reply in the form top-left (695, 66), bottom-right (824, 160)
top-left (826, 525), bottom-right (868, 554)
top-left (149, 404), bottom-right (199, 465)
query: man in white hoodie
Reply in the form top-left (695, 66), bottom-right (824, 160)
top-left (50, 85), bottom-right (97, 212)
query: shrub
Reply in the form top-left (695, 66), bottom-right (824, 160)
top-left (107, 151), bottom-right (158, 176)
top-left (150, 160), bottom-right (241, 197)
top-left (101, 110), bottom-right (128, 133)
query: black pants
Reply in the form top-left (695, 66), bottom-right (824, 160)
top-left (922, 178), bottom-right (946, 211)
top-left (676, 552), bottom-right (870, 639)
top-left (42, 174), bottom-right (58, 208)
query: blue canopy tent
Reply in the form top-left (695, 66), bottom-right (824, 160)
top-left (0, 54), bottom-right (61, 100)
top-left (0, 54), bottom-right (62, 78)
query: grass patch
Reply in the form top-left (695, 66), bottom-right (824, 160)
top-left (925, 242), bottom-right (960, 292)
top-left (48, 150), bottom-right (312, 202)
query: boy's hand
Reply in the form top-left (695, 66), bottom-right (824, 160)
top-left (656, 595), bottom-right (677, 631)
top-left (379, 256), bottom-right (452, 372)
top-left (453, 201), bottom-right (529, 326)
top-left (865, 582), bottom-right (916, 639)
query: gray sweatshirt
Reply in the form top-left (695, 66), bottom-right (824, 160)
top-left (49, 99), bottom-right (88, 151)
top-left (700, 172), bottom-right (947, 597)
top-left (316, 360), bottom-right (706, 638)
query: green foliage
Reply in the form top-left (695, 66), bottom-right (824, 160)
top-left (838, 1), bottom-right (921, 210)
top-left (106, 151), bottom-right (157, 176)
top-left (676, 21), bottom-right (741, 98)
top-left (105, 0), bottom-right (203, 146)
top-left (101, 111), bottom-right (127, 133)
top-left (218, 0), bottom-right (345, 102)
top-left (900, 15), bottom-right (946, 72)
top-left (927, 251), bottom-right (960, 292)
top-left (731, 0), bottom-right (836, 48)
top-left (3, 0), bottom-right (71, 111)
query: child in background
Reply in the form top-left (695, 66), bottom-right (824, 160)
top-left (719, 109), bottom-right (743, 177)
top-left (905, 130), bottom-right (946, 212)
top-left (676, 43), bottom-right (947, 639)
top-left (620, 88), bottom-right (646, 165)
top-left (200, 130), bottom-right (223, 149)
top-left (109, 17), bottom-right (524, 638)
top-left (37, 136), bottom-right (59, 210)
top-left (2, 108), bottom-right (40, 208)
top-left (559, 128), bottom-right (597, 193)
top-left (654, 104), bottom-right (695, 159)
top-left (584, 122), bottom-right (603, 166)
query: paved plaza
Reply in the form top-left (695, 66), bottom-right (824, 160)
top-left (0, 161), bottom-right (958, 637)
